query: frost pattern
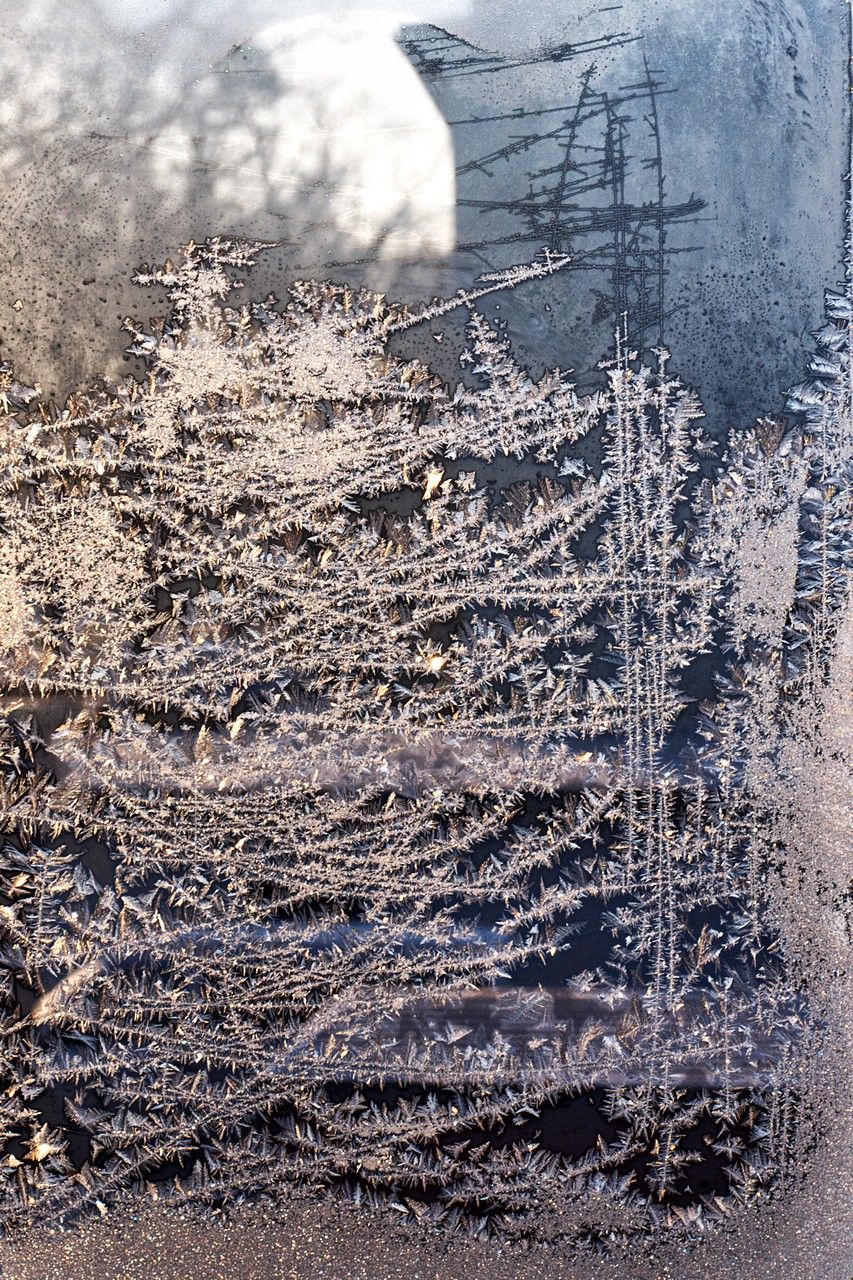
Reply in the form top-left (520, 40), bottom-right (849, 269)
top-left (0, 238), bottom-right (849, 1255)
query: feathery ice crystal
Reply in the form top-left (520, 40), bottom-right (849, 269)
top-left (0, 238), bottom-right (849, 1252)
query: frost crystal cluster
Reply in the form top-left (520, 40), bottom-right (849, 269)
top-left (0, 239), bottom-right (849, 1253)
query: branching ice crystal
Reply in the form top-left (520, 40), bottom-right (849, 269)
top-left (0, 236), bottom-right (848, 1253)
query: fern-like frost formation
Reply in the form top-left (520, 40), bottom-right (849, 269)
top-left (0, 239), bottom-right (850, 1253)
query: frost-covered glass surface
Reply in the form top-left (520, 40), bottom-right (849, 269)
top-left (0, 4), bottom-right (851, 1279)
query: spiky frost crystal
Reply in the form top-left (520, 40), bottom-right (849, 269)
top-left (0, 239), bottom-right (847, 1251)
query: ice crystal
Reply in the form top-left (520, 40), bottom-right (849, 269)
top-left (0, 236), bottom-right (848, 1254)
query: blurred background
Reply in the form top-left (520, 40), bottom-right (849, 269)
top-left (0, 1), bottom-right (846, 434)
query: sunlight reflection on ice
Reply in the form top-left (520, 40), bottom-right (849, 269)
top-left (147, 13), bottom-right (455, 258)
